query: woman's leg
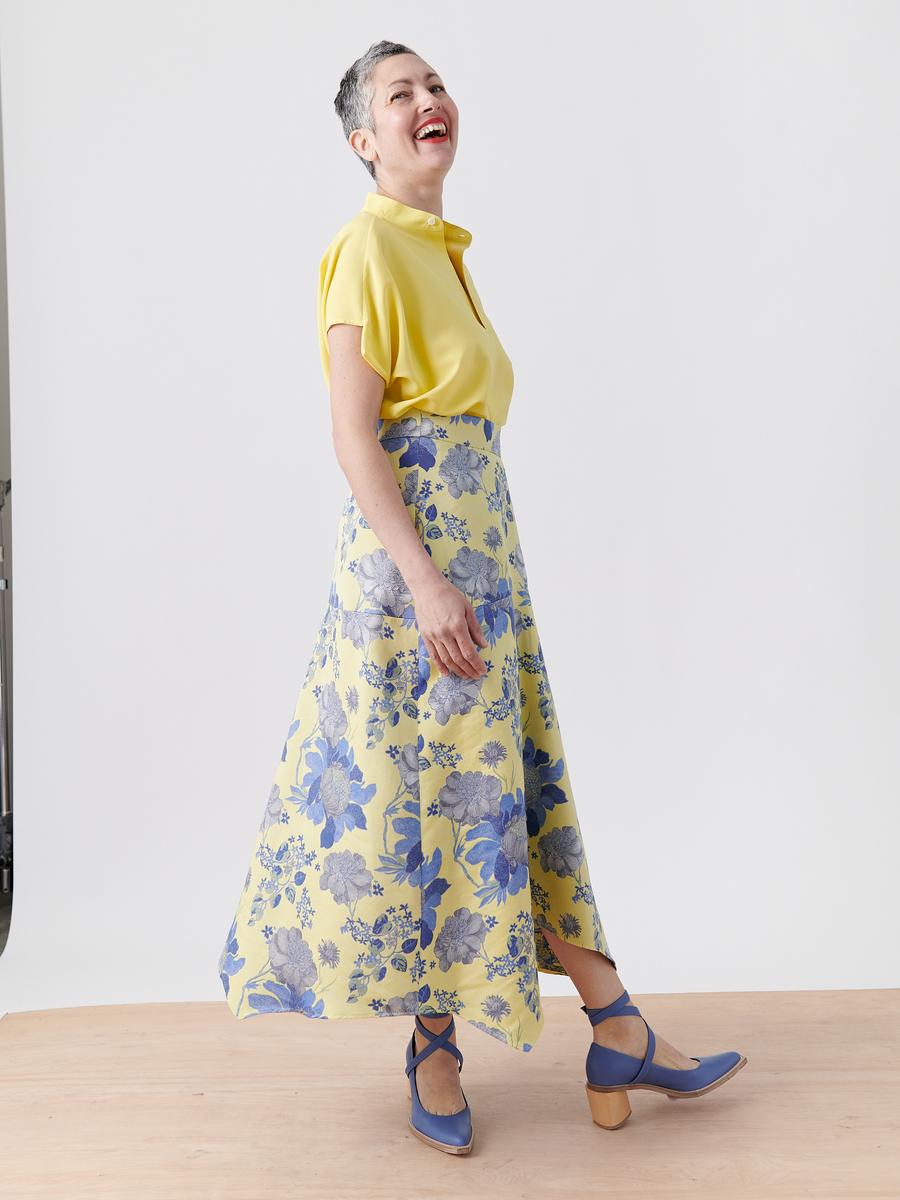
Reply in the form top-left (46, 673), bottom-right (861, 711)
top-left (540, 927), bottom-right (696, 1070)
top-left (410, 1013), bottom-right (467, 1115)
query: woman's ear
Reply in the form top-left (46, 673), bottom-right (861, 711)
top-left (349, 127), bottom-right (376, 165)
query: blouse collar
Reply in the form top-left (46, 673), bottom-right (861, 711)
top-left (363, 191), bottom-right (472, 246)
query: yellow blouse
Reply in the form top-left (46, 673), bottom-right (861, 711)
top-left (318, 192), bottom-right (514, 426)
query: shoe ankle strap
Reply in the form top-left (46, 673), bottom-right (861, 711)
top-left (406, 1014), bottom-right (463, 1076)
top-left (581, 990), bottom-right (641, 1026)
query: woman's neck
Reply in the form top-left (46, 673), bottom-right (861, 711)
top-left (375, 180), bottom-right (444, 221)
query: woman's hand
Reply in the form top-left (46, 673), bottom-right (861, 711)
top-left (411, 571), bottom-right (489, 680)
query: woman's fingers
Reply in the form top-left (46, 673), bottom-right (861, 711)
top-left (423, 628), bottom-right (484, 679)
top-left (421, 634), bottom-right (449, 677)
top-left (466, 604), bottom-right (489, 649)
top-left (415, 580), bottom-right (488, 679)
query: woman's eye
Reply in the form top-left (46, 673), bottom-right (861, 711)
top-left (391, 91), bottom-right (407, 101)
top-left (431, 85), bottom-right (445, 93)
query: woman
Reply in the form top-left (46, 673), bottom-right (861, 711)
top-left (219, 40), bottom-right (746, 1155)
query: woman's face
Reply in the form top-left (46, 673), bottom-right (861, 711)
top-left (351, 53), bottom-right (458, 184)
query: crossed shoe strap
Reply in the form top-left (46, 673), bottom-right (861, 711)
top-left (406, 1014), bottom-right (464, 1076)
top-left (581, 990), bottom-right (657, 1086)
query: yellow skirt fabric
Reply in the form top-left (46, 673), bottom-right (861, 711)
top-left (219, 411), bottom-right (612, 1052)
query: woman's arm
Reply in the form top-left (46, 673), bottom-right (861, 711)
top-left (327, 323), bottom-right (487, 680)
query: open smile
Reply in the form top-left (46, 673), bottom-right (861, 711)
top-left (413, 120), bottom-right (449, 144)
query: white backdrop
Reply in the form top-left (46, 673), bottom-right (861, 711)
top-left (0, 0), bottom-right (897, 1016)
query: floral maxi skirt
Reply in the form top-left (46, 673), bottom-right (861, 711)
top-left (219, 410), bottom-right (612, 1052)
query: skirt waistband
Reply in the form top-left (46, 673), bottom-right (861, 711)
top-left (377, 410), bottom-right (502, 456)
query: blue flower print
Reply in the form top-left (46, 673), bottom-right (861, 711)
top-left (465, 789), bottom-right (529, 905)
top-left (381, 802), bottom-right (425, 883)
top-left (439, 444), bottom-right (485, 498)
top-left (419, 856), bottom-right (451, 949)
top-left (475, 577), bottom-right (514, 647)
top-left (428, 672), bottom-right (483, 726)
top-left (538, 825), bottom-right (585, 878)
top-left (447, 546), bottom-right (499, 600)
top-left (374, 804), bottom-right (449, 947)
top-left (522, 737), bottom-right (568, 836)
top-left (438, 770), bottom-right (502, 826)
top-left (434, 907), bottom-right (488, 971)
top-left (319, 850), bottom-right (373, 906)
top-left (381, 417), bottom-right (438, 470)
top-left (295, 736), bottom-right (376, 848)
top-left (217, 917), bottom-right (245, 996)
top-left (355, 548), bottom-right (413, 617)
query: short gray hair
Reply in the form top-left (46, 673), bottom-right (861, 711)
top-left (334, 40), bottom-right (417, 180)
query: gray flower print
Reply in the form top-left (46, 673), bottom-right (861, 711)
top-left (512, 542), bottom-right (527, 584)
top-left (479, 741), bottom-right (507, 767)
top-left (319, 764), bottom-right (352, 818)
top-left (447, 546), bottom-right (500, 600)
top-left (259, 784), bottom-right (283, 832)
top-left (318, 939), bottom-right (340, 967)
top-left (470, 1020), bottom-right (508, 1044)
top-left (383, 990), bottom-right (424, 1015)
top-left (397, 742), bottom-right (421, 799)
top-left (268, 927), bottom-right (317, 993)
top-left (356, 548), bottom-right (412, 617)
top-left (439, 444), bottom-right (484, 499)
top-left (483, 526), bottom-right (502, 551)
top-left (383, 416), bottom-right (436, 442)
top-left (317, 681), bottom-right (348, 746)
top-left (401, 470), bottom-right (418, 507)
top-left (345, 685), bottom-right (359, 714)
top-left (534, 911), bottom-right (558, 937)
top-left (434, 906), bottom-right (488, 972)
top-left (559, 913), bottom-right (582, 939)
top-left (319, 850), bottom-right (373, 905)
top-left (482, 994), bottom-right (512, 1024)
top-left (438, 770), bottom-right (502, 826)
top-left (500, 814), bottom-right (528, 869)
top-left (341, 608), bottom-right (384, 649)
top-left (538, 826), bottom-right (585, 878)
top-left (429, 673), bottom-right (483, 726)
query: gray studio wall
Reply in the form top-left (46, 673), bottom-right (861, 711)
top-left (0, 0), bottom-right (897, 1015)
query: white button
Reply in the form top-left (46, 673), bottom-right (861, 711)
top-left (427, 217), bottom-right (436, 225)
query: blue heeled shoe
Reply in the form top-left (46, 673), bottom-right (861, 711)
top-left (582, 991), bottom-right (747, 1129)
top-left (405, 1014), bottom-right (474, 1155)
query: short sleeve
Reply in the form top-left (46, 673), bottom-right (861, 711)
top-left (318, 221), bottom-right (394, 386)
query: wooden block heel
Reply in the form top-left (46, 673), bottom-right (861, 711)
top-left (585, 1084), bottom-right (632, 1130)
top-left (581, 991), bottom-right (746, 1127)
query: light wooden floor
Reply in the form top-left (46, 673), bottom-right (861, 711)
top-left (1, 990), bottom-right (897, 1199)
